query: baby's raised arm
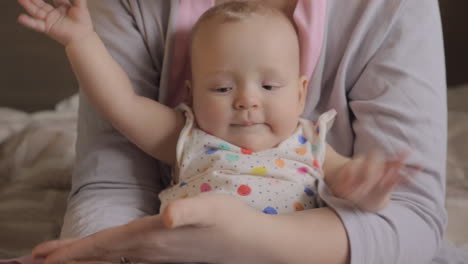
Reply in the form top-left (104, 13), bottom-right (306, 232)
top-left (17, 0), bottom-right (183, 165)
top-left (323, 144), bottom-right (415, 212)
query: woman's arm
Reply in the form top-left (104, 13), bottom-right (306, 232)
top-left (60, 0), bottom-right (174, 238)
top-left (321, 0), bottom-right (447, 263)
top-left (34, 194), bottom-right (350, 264)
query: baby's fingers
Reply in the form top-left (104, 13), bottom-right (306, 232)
top-left (376, 166), bottom-right (403, 193)
top-left (17, 13), bottom-right (46, 32)
top-left (399, 164), bottom-right (422, 184)
top-left (74, 0), bottom-right (88, 9)
top-left (18, 0), bottom-right (54, 20)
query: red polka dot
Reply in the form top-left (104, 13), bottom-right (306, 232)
top-left (241, 148), bottom-right (253, 155)
top-left (237, 184), bottom-right (252, 196)
top-left (313, 159), bottom-right (320, 169)
top-left (200, 183), bottom-right (212, 192)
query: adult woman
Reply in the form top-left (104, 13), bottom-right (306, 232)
top-left (30, 0), bottom-right (455, 263)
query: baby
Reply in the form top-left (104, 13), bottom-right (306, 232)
top-left (18, 0), bottom-right (411, 214)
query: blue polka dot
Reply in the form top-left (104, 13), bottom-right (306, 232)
top-left (179, 182), bottom-right (187, 187)
top-left (298, 135), bottom-right (307, 144)
top-left (205, 148), bottom-right (218, 154)
top-left (304, 187), bottom-right (315, 196)
top-left (263, 207), bottom-right (278, 215)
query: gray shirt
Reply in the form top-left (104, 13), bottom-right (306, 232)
top-left (60, 0), bottom-right (466, 263)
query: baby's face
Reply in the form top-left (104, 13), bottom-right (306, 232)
top-left (189, 13), bottom-right (307, 152)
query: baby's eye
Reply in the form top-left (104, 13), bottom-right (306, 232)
top-left (214, 87), bottom-right (232, 93)
top-left (262, 85), bottom-right (276, 91)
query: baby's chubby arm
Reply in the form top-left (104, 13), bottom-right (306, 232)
top-left (323, 144), bottom-right (414, 212)
top-left (17, 0), bottom-right (183, 165)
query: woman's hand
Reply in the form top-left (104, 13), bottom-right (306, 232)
top-left (17, 0), bottom-right (93, 46)
top-left (32, 194), bottom-right (276, 264)
top-left (327, 150), bottom-right (420, 212)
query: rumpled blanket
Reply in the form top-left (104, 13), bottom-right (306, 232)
top-left (0, 95), bottom-right (77, 258)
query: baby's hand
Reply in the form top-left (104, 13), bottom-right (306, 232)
top-left (17, 0), bottom-right (93, 46)
top-left (327, 150), bottom-right (419, 212)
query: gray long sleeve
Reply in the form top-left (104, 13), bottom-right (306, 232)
top-left (311, 0), bottom-right (448, 263)
top-left (60, 0), bottom-right (173, 238)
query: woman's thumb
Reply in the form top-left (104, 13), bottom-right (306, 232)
top-left (162, 194), bottom-right (222, 229)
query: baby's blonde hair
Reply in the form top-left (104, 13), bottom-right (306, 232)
top-left (191, 1), bottom-right (297, 45)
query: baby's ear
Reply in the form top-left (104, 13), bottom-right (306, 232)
top-left (297, 75), bottom-right (308, 113)
top-left (185, 80), bottom-right (193, 106)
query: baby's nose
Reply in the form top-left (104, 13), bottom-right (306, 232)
top-left (234, 95), bottom-right (260, 110)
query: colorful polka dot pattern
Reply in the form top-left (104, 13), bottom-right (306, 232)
top-left (158, 105), bottom-right (337, 215)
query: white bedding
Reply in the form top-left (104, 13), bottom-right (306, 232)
top-left (0, 87), bottom-right (467, 258)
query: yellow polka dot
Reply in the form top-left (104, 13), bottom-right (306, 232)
top-left (275, 158), bottom-right (285, 168)
top-left (295, 148), bottom-right (307, 155)
top-left (180, 194), bottom-right (188, 199)
top-left (251, 167), bottom-right (267, 175)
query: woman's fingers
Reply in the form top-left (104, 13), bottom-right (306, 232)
top-left (42, 236), bottom-right (118, 264)
top-left (32, 239), bottom-right (78, 258)
top-left (42, 217), bottom-right (166, 264)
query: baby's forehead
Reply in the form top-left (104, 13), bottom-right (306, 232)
top-left (190, 2), bottom-right (295, 45)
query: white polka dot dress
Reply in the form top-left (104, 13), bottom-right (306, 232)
top-left (159, 104), bottom-right (336, 215)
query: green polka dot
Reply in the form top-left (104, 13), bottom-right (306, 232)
top-left (226, 154), bottom-right (239, 162)
top-left (311, 144), bottom-right (319, 152)
top-left (219, 143), bottom-right (231, 151)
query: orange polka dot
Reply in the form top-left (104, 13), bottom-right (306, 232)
top-left (180, 194), bottom-right (188, 199)
top-left (294, 202), bottom-right (305, 211)
top-left (275, 158), bottom-right (285, 168)
top-left (295, 148), bottom-right (307, 155)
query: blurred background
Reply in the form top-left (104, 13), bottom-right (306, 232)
top-left (1, 0), bottom-right (77, 112)
top-left (1, 1), bottom-right (468, 112)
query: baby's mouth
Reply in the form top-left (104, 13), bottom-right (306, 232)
top-left (232, 121), bottom-right (258, 127)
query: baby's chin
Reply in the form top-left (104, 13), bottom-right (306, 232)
top-left (231, 136), bottom-right (280, 152)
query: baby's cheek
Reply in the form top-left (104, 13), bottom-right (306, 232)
top-left (270, 110), bottom-right (298, 135)
top-left (196, 107), bottom-right (227, 133)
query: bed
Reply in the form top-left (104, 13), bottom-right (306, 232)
top-left (1, 0), bottom-right (468, 260)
